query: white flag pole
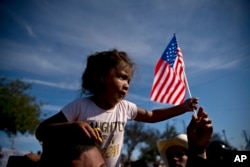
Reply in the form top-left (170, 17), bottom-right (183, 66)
top-left (176, 34), bottom-right (197, 114)
top-left (183, 70), bottom-right (197, 115)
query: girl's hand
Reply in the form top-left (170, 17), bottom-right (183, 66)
top-left (182, 97), bottom-right (198, 112)
top-left (72, 121), bottom-right (102, 143)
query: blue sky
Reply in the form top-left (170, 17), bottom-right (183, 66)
top-left (0, 0), bottom-right (249, 157)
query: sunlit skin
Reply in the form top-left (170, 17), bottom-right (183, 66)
top-left (71, 147), bottom-right (107, 167)
top-left (166, 145), bottom-right (188, 167)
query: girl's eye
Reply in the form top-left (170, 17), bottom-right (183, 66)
top-left (119, 76), bottom-right (126, 80)
top-left (119, 75), bottom-right (130, 83)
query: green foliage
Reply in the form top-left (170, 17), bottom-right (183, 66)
top-left (0, 77), bottom-right (42, 137)
top-left (123, 121), bottom-right (149, 162)
top-left (138, 128), bottom-right (161, 163)
top-left (211, 132), bottom-right (222, 141)
top-left (123, 121), bottom-right (178, 165)
top-left (160, 123), bottom-right (178, 139)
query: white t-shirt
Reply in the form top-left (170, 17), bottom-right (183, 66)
top-left (62, 97), bottom-right (137, 167)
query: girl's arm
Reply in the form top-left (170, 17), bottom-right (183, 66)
top-left (35, 111), bottom-right (99, 143)
top-left (134, 97), bottom-right (198, 123)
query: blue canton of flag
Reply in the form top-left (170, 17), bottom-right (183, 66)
top-left (162, 36), bottom-right (178, 68)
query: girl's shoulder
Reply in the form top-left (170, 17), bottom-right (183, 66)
top-left (118, 100), bottom-right (137, 119)
top-left (66, 96), bottom-right (93, 107)
top-left (118, 99), bottom-right (137, 109)
top-left (73, 96), bottom-right (92, 102)
top-left (120, 99), bottom-right (135, 105)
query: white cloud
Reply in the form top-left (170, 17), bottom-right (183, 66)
top-left (2, 0), bottom-right (247, 81)
top-left (24, 78), bottom-right (80, 90)
top-left (42, 104), bottom-right (62, 112)
top-left (0, 39), bottom-right (83, 78)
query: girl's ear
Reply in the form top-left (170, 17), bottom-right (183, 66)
top-left (100, 77), bottom-right (104, 82)
top-left (92, 72), bottom-right (101, 85)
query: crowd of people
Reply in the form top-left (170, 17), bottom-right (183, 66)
top-left (6, 49), bottom-right (249, 167)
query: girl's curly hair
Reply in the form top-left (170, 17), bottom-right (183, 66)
top-left (81, 49), bottom-right (135, 95)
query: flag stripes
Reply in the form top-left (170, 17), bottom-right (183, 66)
top-left (150, 35), bottom-right (186, 105)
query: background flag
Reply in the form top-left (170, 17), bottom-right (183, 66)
top-left (150, 34), bottom-right (186, 105)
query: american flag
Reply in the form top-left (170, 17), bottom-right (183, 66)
top-left (150, 35), bottom-right (186, 105)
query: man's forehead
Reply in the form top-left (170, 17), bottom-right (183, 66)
top-left (167, 145), bottom-right (187, 153)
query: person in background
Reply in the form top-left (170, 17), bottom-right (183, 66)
top-left (157, 134), bottom-right (188, 167)
top-left (35, 49), bottom-right (198, 167)
top-left (207, 140), bottom-right (233, 166)
top-left (7, 152), bottom-right (41, 167)
top-left (157, 107), bottom-right (213, 167)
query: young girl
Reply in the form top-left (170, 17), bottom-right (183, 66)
top-left (35, 49), bottom-right (198, 167)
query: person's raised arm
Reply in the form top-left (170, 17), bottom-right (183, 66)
top-left (134, 97), bottom-right (198, 123)
top-left (186, 107), bottom-right (213, 167)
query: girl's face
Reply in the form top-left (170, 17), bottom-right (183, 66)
top-left (95, 62), bottom-right (132, 109)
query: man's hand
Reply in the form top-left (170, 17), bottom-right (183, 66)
top-left (187, 107), bottom-right (213, 157)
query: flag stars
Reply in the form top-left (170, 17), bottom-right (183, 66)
top-left (161, 37), bottom-right (178, 68)
top-left (162, 45), bottom-right (177, 67)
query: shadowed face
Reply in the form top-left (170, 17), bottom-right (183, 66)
top-left (94, 61), bottom-right (132, 110)
top-left (166, 145), bottom-right (188, 167)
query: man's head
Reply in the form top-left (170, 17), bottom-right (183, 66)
top-left (67, 133), bottom-right (106, 167)
top-left (157, 134), bottom-right (188, 167)
top-left (70, 145), bottom-right (106, 167)
top-left (40, 131), bottom-right (106, 167)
